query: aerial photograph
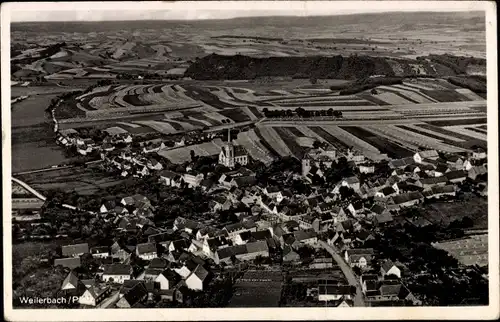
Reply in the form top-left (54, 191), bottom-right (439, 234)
top-left (8, 2), bottom-right (491, 312)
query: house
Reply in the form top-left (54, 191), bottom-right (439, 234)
top-left (318, 285), bottom-right (355, 302)
top-left (61, 243), bottom-right (89, 257)
top-left (293, 230), bottom-right (318, 247)
top-left (223, 222), bottom-right (257, 239)
top-left (102, 264), bottom-right (133, 284)
top-left (100, 200), bottom-right (117, 213)
top-left (359, 163), bottom-right (375, 174)
top-left (416, 176), bottom-right (449, 190)
top-left (168, 239), bottom-right (191, 253)
top-left (185, 264), bottom-right (211, 291)
top-left (360, 274), bottom-right (379, 294)
top-left (215, 240), bottom-right (269, 265)
top-left (424, 185), bottom-right (456, 199)
top-left (78, 286), bottom-right (112, 307)
top-left (472, 148), bottom-right (487, 160)
top-left (374, 186), bottom-right (397, 199)
top-left (282, 245), bottom-right (300, 263)
top-left (341, 176), bottom-right (360, 192)
top-left (61, 271), bottom-right (84, 291)
top-left (143, 141), bottom-right (166, 154)
top-left (346, 148), bottom-right (365, 164)
top-left (90, 246), bottom-right (110, 258)
top-left (468, 165), bottom-right (487, 180)
top-left (345, 248), bottom-right (374, 268)
top-left (121, 194), bottom-right (150, 208)
top-left (347, 200), bottom-right (365, 217)
top-left (387, 192), bottom-right (424, 209)
top-left (370, 204), bottom-right (393, 225)
top-left (309, 257), bottom-right (334, 269)
top-left (445, 170), bottom-right (468, 183)
top-left (147, 159), bottom-right (163, 171)
top-left (381, 260), bottom-right (401, 278)
top-left (116, 282), bottom-right (148, 308)
top-left (110, 241), bottom-right (131, 262)
top-left (276, 190), bottom-right (293, 204)
top-left (413, 150), bottom-right (439, 163)
top-left (389, 157), bottom-right (415, 169)
top-left (264, 186), bottom-right (281, 199)
top-left (159, 170), bottom-right (183, 188)
top-left (183, 173), bottom-right (204, 188)
top-left (155, 269), bottom-right (181, 290)
top-left (54, 257), bottom-right (81, 269)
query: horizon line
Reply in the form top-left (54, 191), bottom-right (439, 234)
top-left (10, 9), bottom-right (484, 24)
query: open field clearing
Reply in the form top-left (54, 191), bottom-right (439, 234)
top-left (235, 130), bottom-right (275, 165)
top-left (424, 117), bottom-right (487, 127)
top-left (378, 85), bottom-right (435, 103)
top-left (320, 125), bottom-right (386, 160)
top-left (18, 165), bottom-right (126, 195)
top-left (397, 124), bottom-right (466, 143)
top-left (361, 124), bottom-right (467, 154)
top-left (340, 126), bottom-right (415, 158)
top-left (443, 125), bottom-right (487, 141)
top-left (273, 127), bottom-right (307, 158)
top-left (375, 92), bottom-right (414, 105)
top-left (455, 88), bottom-right (486, 101)
top-left (433, 234), bottom-right (488, 267)
top-left (134, 120), bottom-right (178, 134)
top-left (256, 126), bottom-right (293, 157)
top-left (158, 139), bottom-right (225, 164)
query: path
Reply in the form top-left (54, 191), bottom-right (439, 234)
top-left (318, 240), bottom-right (365, 307)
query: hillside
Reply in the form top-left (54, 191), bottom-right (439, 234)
top-left (184, 53), bottom-right (485, 80)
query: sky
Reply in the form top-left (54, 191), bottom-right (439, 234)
top-left (6, 1), bottom-right (485, 22)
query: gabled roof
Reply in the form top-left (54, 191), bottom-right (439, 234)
top-left (245, 240), bottom-right (269, 254)
top-left (54, 257), bottom-right (80, 269)
top-left (121, 282), bottom-right (148, 306)
top-left (190, 264), bottom-right (210, 281)
top-left (379, 186), bottom-right (396, 196)
top-left (419, 176), bottom-right (449, 185)
top-left (381, 259), bottom-right (397, 272)
top-left (391, 192), bottom-right (424, 204)
top-left (445, 170), bottom-right (467, 180)
top-left (61, 271), bottom-right (80, 289)
top-left (293, 230), bottom-right (317, 241)
top-left (61, 243), bottom-right (89, 257)
top-left (159, 268), bottom-right (181, 284)
top-left (318, 285), bottom-right (355, 295)
top-left (136, 242), bottom-right (157, 254)
top-left (416, 150), bottom-right (439, 159)
top-left (149, 258), bottom-right (168, 269)
top-left (103, 263), bottom-right (132, 275)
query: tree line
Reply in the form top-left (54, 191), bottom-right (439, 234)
top-left (262, 107), bottom-right (343, 118)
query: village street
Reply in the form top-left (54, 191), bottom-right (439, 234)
top-left (318, 240), bottom-right (365, 307)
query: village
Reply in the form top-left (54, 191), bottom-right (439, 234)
top-left (11, 121), bottom-right (488, 308)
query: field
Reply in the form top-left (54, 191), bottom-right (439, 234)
top-left (17, 164), bottom-right (126, 195)
top-left (433, 234), bottom-right (488, 267)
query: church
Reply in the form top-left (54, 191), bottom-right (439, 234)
top-left (219, 130), bottom-right (249, 168)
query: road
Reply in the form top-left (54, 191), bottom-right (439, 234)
top-left (97, 291), bottom-right (120, 308)
top-left (318, 240), bottom-right (365, 307)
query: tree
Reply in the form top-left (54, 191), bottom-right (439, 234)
top-left (190, 150), bottom-right (196, 162)
top-left (327, 108), bottom-right (334, 116)
top-left (371, 88), bottom-right (378, 95)
top-left (339, 186), bottom-right (355, 200)
top-left (310, 77), bottom-right (318, 85)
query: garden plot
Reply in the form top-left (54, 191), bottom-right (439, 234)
top-left (442, 125), bottom-right (487, 141)
top-left (235, 130), bottom-right (275, 165)
top-left (274, 127), bottom-right (307, 158)
top-left (256, 126), bottom-right (293, 157)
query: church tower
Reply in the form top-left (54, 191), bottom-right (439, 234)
top-left (220, 128), bottom-right (235, 168)
top-left (302, 156), bottom-right (311, 177)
